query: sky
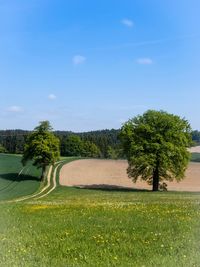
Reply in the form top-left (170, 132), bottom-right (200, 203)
top-left (0, 0), bottom-right (200, 131)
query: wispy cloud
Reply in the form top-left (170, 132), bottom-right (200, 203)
top-left (48, 94), bottom-right (56, 100)
top-left (137, 58), bottom-right (153, 65)
top-left (121, 18), bottom-right (134, 28)
top-left (7, 106), bottom-right (23, 113)
top-left (72, 55), bottom-right (86, 65)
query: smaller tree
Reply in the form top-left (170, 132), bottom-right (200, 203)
top-left (107, 146), bottom-right (118, 159)
top-left (61, 135), bottom-right (83, 156)
top-left (22, 121), bottom-right (60, 180)
top-left (82, 141), bottom-right (101, 158)
top-left (61, 135), bottom-right (101, 158)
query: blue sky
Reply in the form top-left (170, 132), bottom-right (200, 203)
top-left (0, 0), bottom-right (200, 131)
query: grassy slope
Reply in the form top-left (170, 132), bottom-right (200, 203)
top-left (0, 187), bottom-right (200, 266)
top-left (0, 156), bottom-right (200, 266)
top-left (0, 154), bottom-right (41, 201)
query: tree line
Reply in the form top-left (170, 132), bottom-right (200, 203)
top-left (0, 128), bottom-right (199, 158)
top-left (0, 128), bottom-right (121, 158)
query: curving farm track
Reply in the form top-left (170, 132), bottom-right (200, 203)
top-left (12, 160), bottom-right (67, 202)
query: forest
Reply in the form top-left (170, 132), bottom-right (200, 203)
top-left (0, 128), bottom-right (199, 158)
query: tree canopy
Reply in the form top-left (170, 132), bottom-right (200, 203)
top-left (61, 135), bottom-right (100, 158)
top-left (120, 110), bottom-right (192, 191)
top-left (22, 121), bottom-right (60, 179)
top-left (1, 127), bottom-right (199, 159)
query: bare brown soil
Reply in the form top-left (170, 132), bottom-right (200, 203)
top-left (189, 146), bottom-right (200, 153)
top-left (60, 159), bottom-right (200, 192)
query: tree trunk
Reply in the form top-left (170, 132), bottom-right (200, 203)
top-left (41, 165), bottom-right (46, 181)
top-left (152, 163), bottom-right (159, 191)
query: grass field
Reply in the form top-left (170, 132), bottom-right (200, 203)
top-left (0, 154), bottom-right (41, 201)
top-left (0, 155), bottom-right (200, 266)
top-left (1, 190), bottom-right (200, 266)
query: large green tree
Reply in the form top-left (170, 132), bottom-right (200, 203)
top-left (120, 110), bottom-right (192, 191)
top-left (22, 121), bottom-right (60, 180)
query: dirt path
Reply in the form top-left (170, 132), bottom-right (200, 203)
top-left (15, 160), bottom-right (66, 202)
top-left (36, 162), bottom-right (62, 199)
top-left (60, 159), bottom-right (200, 192)
top-left (13, 166), bottom-right (53, 202)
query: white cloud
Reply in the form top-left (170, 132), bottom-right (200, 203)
top-left (72, 55), bottom-right (86, 65)
top-left (136, 58), bottom-right (153, 65)
top-left (7, 106), bottom-right (23, 113)
top-left (121, 19), bottom-right (134, 28)
top-left (48, 94), bottom-right (56, 100)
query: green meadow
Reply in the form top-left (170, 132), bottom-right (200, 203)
top-left (0, 154), bottom-right (200, 266)
top-left (0, 154), bottom-right (41, 201)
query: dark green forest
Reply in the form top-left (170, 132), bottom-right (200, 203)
top-left (0, 129), bottom-right (199, 158)
top-left (191, 130), bottom-right (200, 145)
top-left (0, 129), bottom-right (120, 158)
